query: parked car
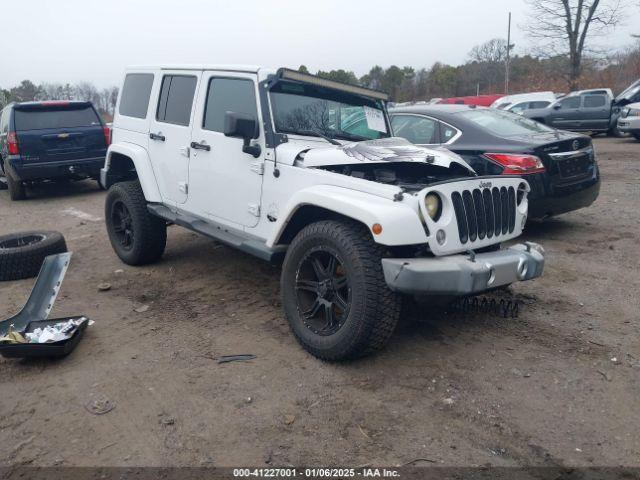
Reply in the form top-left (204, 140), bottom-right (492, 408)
top-left (490, 91), bottom-right (557, 114)
top-left (389, 104), bottom-right (600, 219)
top-left (437, 94), bottom-right (503, 107)
top-left (0, 101), bottom-right (109, 200)
top-left (523, 80), bottom-right (640, 136)
top-left (617, 102), bottom-right (640, 140)
top-left (101, 66), bottom-right (545, 361)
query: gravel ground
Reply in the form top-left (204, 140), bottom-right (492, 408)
top-left (0, 137), bottom-right (638, 468)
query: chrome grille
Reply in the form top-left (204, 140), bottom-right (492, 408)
top-left (451, 186), bottom-right (516, 244)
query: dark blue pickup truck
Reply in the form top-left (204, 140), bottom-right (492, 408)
top-left (0, 101), bottom-right (109, 200)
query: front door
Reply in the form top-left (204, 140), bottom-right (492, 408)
top-left (581, 94), bottom-right (610, 131)
top-left (187, 71), bottom-right (264, 228)
top-left (549, 96), bottom-right (582, 130)
top-left (148, 71), bottom-right (202, 205)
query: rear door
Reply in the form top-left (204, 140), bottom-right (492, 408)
top-left (549, 96), bottom-right (582, 130)
top-left (13, 103), bottom-right (105, 163)
top-left (581, 94), bottom-right (610, 131)
top-left (148, 71), bottom-right (201, 205)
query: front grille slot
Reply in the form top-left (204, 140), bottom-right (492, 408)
top-left (462, 191), bottom-right (477, 241)
top-left (451, 192), bottom-right (468, 243)
top-left (452, 186), bottom-right (516, 244)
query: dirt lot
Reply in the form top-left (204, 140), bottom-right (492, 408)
top-left (0, 137), bottom-right (639, 468)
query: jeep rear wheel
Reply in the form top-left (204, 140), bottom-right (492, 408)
top-left (281, 219), bottom-right (401, 361)
top-left (105, 180), bottom-right (167, 265)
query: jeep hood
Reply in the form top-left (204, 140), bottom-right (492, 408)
top-left (275, 137), bottom-right (474, 172)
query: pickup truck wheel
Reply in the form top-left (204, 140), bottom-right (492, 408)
top-left (105, 181), bottom-right (167, 265)
top-left (633, 133), bottom-right (640, 141)
top-left (6, 170), bottom-right (26, 201)
top-left (281, 220), bottom-right (401, 361)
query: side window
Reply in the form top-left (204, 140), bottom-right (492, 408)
top-left (203, 78), bottom-right (258, 133)
top-left (530, 101), bottom-right (550, 109)
top-left (440, 123), bottom-right (460, 143)
top-left (558, 96), bottom-right (581, 109)
top-left (509, 102), bottom-right (529, 114)
top-left (156, 75), bottom-right (198, 126)
top-left (583, 95), bottom-right (606, 108)
top-left (391, 115), bottom-right (439, 144)
top-left (119, 73), bottom-right (154, 119)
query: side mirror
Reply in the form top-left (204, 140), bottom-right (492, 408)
top-left (224, 112), bottom-right (261, 158)
top-left (552, 104), bottom-right (561, 110)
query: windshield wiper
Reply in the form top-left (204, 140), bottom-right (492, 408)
top-left (333, 131), bottom-right (371, 142)
top-left (280, 128), bottom-right (341, 146)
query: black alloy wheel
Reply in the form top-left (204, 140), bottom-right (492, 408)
top-left (295, 246), bottom-right (351, 336)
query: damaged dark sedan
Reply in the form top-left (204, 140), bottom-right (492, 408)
top-left (389, 104), bottom-right (600, 219)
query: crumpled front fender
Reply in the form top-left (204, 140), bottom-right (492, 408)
top-left (267, 184), bottom-right (428, 247)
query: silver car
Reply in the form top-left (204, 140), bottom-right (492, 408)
top-left (617, 102), bottom-right (640, 140)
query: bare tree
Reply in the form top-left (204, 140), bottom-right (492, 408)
top-left (469, 38), bottom-right (508, 63)
top-left (523, 0), bottom-right (625, 89)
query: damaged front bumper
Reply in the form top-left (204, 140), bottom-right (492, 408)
top-left (381, 242), bottom-right (545, 296)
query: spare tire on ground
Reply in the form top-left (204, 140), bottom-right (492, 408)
top-left (0, 231), bottom-right (68, 281)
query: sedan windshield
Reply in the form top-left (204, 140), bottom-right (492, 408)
top-left (458, 108), bottom-right (554, 136)
top-left (270, 81), bottom-right (389, 141)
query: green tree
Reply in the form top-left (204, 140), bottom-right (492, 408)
top-left (9, 80), bottom-right (41, 102)
top-left (316, 69), bottom-right (359, 85)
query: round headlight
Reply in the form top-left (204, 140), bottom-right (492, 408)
top-left (424, 193), bottom-right (442, 221)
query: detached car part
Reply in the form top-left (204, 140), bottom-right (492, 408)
top-left (0, 252), bottom-right (89, 358)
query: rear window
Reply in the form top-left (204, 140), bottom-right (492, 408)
top-left (156, 75), bottom-right (197, 126)
top-left (458, 109), bottom-right (554, 136)
top-left (14, 107), bottom-right (101, 131)
top-left (119, 73), bottom-right (154, 119)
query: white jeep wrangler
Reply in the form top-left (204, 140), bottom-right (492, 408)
top-left (102, 66), bottom-right (545, 360)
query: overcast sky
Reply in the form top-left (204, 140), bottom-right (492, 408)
top-left (2, 0), bottom-right (639, 88)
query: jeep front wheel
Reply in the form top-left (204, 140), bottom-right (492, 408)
top-left (281, 219), bottom-right (401, 361)
top-left (105, 180), bottom-right (167, 265)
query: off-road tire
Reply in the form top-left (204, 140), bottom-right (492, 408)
top-left (633, 133), bottom-right (640, 141)
top-left (0, 231), bottom-right (67, 281)
top-left (6, 170), bottom-right (26, 200)
top-left (281, 219), bottom-right (401, 361)
top-left (105, 180), bottom-right (166, 265)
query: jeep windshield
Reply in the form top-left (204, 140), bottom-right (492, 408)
top-left (270, 81), bottom-right (390, 142)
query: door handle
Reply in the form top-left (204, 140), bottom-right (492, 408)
top-left (190, 141), bottom-right (211, 151)
top-left (150, 132), bottom-right (165, 141)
